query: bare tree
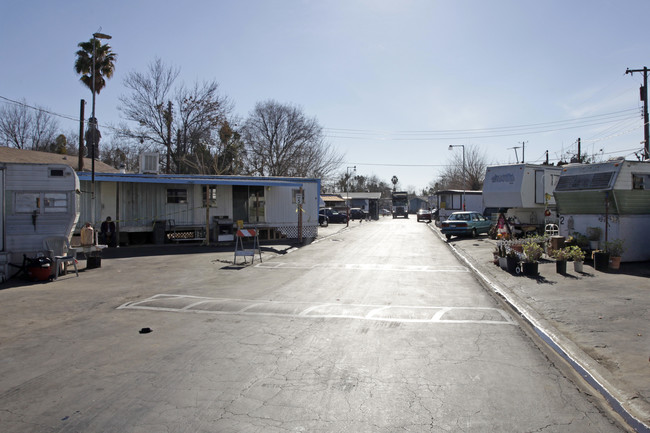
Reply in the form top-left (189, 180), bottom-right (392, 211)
top-left (118, 58), bottom-right (234, 174)
top-left (242, 100), bottom-right (343, 178)
top-left (0, 100), bottom-right (59, 150)
top-left (436, 145), bottom-right (489, 191)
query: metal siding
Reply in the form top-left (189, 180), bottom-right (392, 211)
top-left (612, 190), bottom-right (650, 214)
top-left (3, 164), bottom-right (79, 260)
top-left (555, 191), bottom-right (614, 215)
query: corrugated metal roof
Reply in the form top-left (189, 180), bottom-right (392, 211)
top-left (77, 172), bottom-right (306, 187)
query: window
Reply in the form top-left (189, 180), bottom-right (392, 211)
top-left (15, 193), bottom-right (40, 213)
top-left (49, 168), bottom-right (64, 177)
top-left (633, 174), bottom-right (648, 190)
top-left (43, 193), bottom-right (68, 213)
top-left (167, 189), bottom-right (187, 204)
top-left (202, 186), bottom-right (218, 207)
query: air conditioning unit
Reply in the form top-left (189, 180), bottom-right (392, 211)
top-left (139, 152), bottom-right (160, 174)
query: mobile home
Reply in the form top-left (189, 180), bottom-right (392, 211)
top-left (553, 159), bottom-right (650, 262)
top-left (0, 163), bottom-right (80, 280)
top-left (434, 190), bottom-right (483, 221)
top-left (482, 164), bottom-right (561, 233)
top-left (75, 172), bottom-right (321, 244)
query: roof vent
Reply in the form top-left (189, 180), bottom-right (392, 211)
top-left (139, 152), bottom-right (160, 174)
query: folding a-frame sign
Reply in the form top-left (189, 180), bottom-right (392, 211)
top-left (233, 228), bottom-right (262, 265)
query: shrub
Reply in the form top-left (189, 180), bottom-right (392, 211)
top-left (522, 240), bottom-right (544, 263)
top-left (551, 247), bottom-right (571, 261)
top-left (603, 239), bottom-right (625, 257)
top-left (567, 245), bottom-right (585, 262)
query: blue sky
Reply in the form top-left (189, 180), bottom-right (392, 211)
top-left (1, 0), bottom-right (649, 191)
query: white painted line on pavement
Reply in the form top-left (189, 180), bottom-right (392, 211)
top-left (118, 294), bottom-right (515, 325)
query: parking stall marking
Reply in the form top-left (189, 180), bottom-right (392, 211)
top-left (254, 262), bottom-right (470, 273)
top-left (118, 294), bottom-right (515, 325)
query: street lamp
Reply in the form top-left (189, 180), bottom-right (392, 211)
top-left (346, 166), bottom-right (356, 227)
top-left (448, 145), bottom-right (466, 210)
top-left (90, 31), bottom-right (111, 227)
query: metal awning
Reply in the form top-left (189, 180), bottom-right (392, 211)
top-left (77, 172), bottom-right (305, 188)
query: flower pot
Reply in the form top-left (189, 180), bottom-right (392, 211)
top-left (522, 262), bottom-right (538, 276)
top-left (609, 256), bottom-right (621, 270)
top-left (498, 256), bottom-right (508, 269)
top-left (593, 252), bottom-right (610, 271)
top-left (573, 261), bottom-right (584, 273)
top-left (555, 260), bottom-right (567, 274)
top-left (506, 256), bottom-right (518, 274)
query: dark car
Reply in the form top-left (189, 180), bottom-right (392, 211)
top-left (440, 211), bottom-right (492, 240)
top-left (349, 208), bottom-right (367, 220)
top-left (318, 213), bottom-right (329, 227)
top-left (319, 208), bottom-right (348, 224)
top-left (416, 208), bottom-right (432, 222)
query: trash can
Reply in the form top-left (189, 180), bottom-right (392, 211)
top-left (550, 236), bottom-right (565, 251)
top-left (153, 220), bottom-right (167, 244)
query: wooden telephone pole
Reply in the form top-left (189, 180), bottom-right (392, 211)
top-left (626, 67), bottom-right (650, 160)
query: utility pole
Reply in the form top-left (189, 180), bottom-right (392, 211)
top-left (625, 67), bottom-right (649, 160)
top-left (577, 138), bottom-right (581, 163)
top-left (78, 99), bottom-right (85, 172)
top-left (165, 101), bottom-right (173, 174)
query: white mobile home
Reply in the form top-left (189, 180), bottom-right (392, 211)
top-left (434, 190), bottom-right (483, 221)
top-left (554, 159), bottom-right (650, 262)
top-left (0, 163), bottom-right (80, 280)
top-left (482, 164), bottom-right (561, 233)
top-left (75, 172), bottom-right (321, 244)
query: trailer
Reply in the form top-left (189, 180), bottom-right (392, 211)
top-left (75, 172), bottom-right (321, 244)
top-left (482, 164), bottom-right (561, 235)
top-left (553, 159), bottom-right (650, 262)
top-left (434, 190), bottom-right (483, 221)
top-left (0, 163), bottom-right (80, 281)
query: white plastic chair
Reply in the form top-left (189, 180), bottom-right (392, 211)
top-left (43, 236), bottom-right (78, 278)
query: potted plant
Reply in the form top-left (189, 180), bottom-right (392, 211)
top-left (571, 232), bottom-right (590, 250)
top-left (551, 247), bottom-right (571, 274)
top-left (587, 227), bottom-right (602, 250)
top-left (603, 239), bottom-right (625, 270)
top-left (521, 240), bottom-right (543, 276)
top-left (568, 245), bottom-right (586, 273)
top-left (505, 248), bottom-right (519, 273)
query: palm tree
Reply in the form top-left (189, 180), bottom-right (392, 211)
top-left (74, 38), bottom-right (117, 94)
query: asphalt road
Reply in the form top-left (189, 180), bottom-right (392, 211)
top-left (0, 218), bottom-right (624, 432)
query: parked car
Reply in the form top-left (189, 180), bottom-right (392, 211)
top-left (319, 213), bottom-right (329, 227)
top-left (380, 208), bottom-right (391, 216)
top-left (349, 208), bottom-right (367, 220)
top-left (440, 211), bottom-right (492, 240)
top-left (416, 208), bottom-right (432, 222)
top-left (319, 208), bottom-right (348, 224)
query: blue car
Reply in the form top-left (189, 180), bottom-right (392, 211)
top-left (440, 211), bottom-right (492, 240)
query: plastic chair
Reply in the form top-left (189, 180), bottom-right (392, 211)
top-left (43, 236), bottom-right (78, 278)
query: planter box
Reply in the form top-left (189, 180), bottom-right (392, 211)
top-left (593, 252), bottom-right (610, 271)
top-left (506, 257), bottom-right (518, 274)
top-left (522, 262), bottom-right (538, 277)
top-left (556, 260), bottom-right (567, 274)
